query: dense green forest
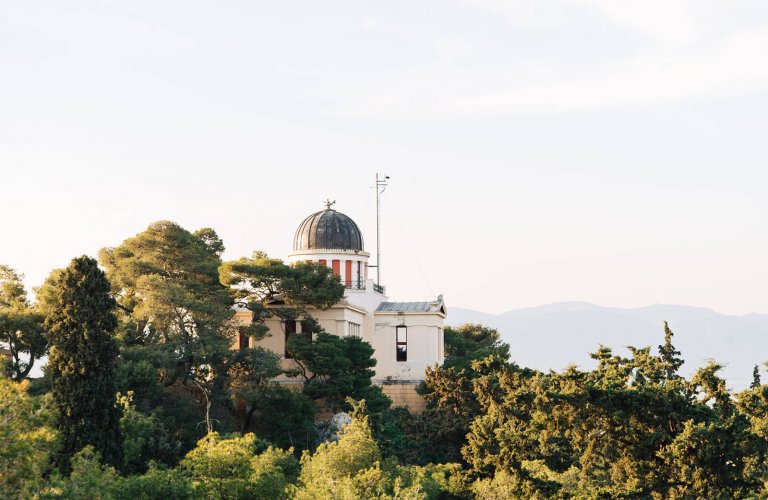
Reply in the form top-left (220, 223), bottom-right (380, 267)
top-left (2, 221), bottom-right (768, 498)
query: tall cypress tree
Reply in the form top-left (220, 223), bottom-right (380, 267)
top-left (42, 256), bottom-right (122, 469)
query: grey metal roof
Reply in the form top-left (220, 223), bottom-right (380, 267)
top-left (293, 208), bottom-right (364, 252)
top-left (376, 302), bottom-right (433, 312)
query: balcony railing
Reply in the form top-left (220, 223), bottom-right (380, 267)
top-left (344, 279), bottom-right (366, 290)
top-left (343, 280), bottom-right (385, 294)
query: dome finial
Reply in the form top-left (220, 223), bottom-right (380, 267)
top-left (323, 198), bottom-right (336, 210)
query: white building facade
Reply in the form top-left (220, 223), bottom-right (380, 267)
top-left (235, 204), bottom-right (446, 411)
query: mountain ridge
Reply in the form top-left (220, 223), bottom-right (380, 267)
top-left (447, 302), bottom-right (768, 391)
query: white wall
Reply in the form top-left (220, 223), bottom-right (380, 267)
top-left (372, 312), bottom-right (445, 381)
top-left (235, 303), bottom-right (445, 383)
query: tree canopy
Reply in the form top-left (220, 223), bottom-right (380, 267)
top-left (3, 223), bottom-right (768, 498)
top-left (0, 265), bottom-right (46, 380)
top-left (41, 255), bottom-right (123, 469)
top-left (99, 221), bottom-right (234, 386)
top-left (287, 331), bottom-right (391, 414)
top-left (219, 252), bottom-right (345, 340)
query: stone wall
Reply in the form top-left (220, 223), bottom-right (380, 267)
top-left (379, 381), bottom-right (427, 414)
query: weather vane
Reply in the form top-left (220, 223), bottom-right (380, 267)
top-left (323, 198), bottom-right (336, 209)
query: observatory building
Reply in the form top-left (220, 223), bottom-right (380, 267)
top-left (235, 203), bottom-right (446, 411)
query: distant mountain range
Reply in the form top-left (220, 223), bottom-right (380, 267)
top-left (447, 302), bottom-right (768, 391)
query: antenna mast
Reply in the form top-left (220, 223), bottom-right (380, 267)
top-left (375, 173), bottom-right (389, 285)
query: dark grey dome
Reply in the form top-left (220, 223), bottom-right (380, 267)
top-left (293, 208), bottom-right (364, 251)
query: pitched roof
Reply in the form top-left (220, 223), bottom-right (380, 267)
top-left (376, 301), bottom-right (440, 313)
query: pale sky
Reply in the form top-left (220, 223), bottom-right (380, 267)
top-left (2, 1), bottom-right (768, 315)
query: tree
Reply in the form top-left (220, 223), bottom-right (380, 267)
top-left (442, 323), bottom-right (510, 372)
top-left (226, 346), bottom-right (285, 433)
top-left (46, 446), bottom-right (120, 499)
top-left (248, 384), bottom-right (318, 451)
top-left (115, 466), bottom-right (194, 500)
top-left (0, 376), bottom-right (57, 498)
top-left (222, 252), bottom-right (384, 415)
top-left (118, 392), bottom-right (181, 474)
top-left (412, 324), bottom-right (512, 465)
top-left (219, 252), bottom-right (345, 342)
top-left (751, 365), bottom-right (762, 389)
top-left (290, 401), bottom-right (462, 499)
top-left (287, 331), bottom-right (391, 413)
top-left (41, 255), bottom-right (123, 469)
top-left (0, 265), bottom-right (46, 380)
top-left (292, 404), bottom-right (382, 498)
top-left (99, 221), bottom-right (234, 387)
top-left (658, 321), bottom-right (684, 382)
top-left (181, 432), bottom-right (298, 499)
top-left (458, 327), bottom-right (767, 498)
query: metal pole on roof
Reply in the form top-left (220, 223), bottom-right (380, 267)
top-left (375, 173), bottom-right (389, 285)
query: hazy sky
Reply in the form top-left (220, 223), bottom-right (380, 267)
top-left (2, 1), bottom-right (768, 315)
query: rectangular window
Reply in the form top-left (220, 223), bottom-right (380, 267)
top-left (345, 260), bottom-right (352, 288)
top-left (284, 320), bottom-right (296, 358)
top-left (348, 322), bottom-right (361, 337)
top-left (332, 259), bottom-right (340, 276)
top-left (396, 325), bottom-right (407, 362)
top-left (238, 331), bottom-right (248, 350)
top-left (319, 259), bottom-right (327, 266)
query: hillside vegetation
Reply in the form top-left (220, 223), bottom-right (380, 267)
top-left (2, 221), bottom-right (767, 498)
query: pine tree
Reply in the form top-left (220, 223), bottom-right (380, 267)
top-left (42, 256), bottom-right (122, 469)
top-left (658, 321), bottom-right (684, 381)
top-left (751, 365), bottom-right (761, 389)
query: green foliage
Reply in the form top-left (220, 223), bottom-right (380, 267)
top-left (46, 446), bottom-right (120, 499)
top-left (442, 324), bottom-right (510, 372)
top-left (114, 466), bottom-right (193, 500)
top-left (247, 384), bottom-right (317, 451)
top-left (220, 253), bottom-right (345, 327)
top-left (5, 234), bottom-right (768, 500)
top-left (658, 418), bottom-right (757, 498)
top-left (659, 320), bottom-right (685, 381)
top-left (460, 324), bottom-right (768, 498)
top-left (292, 403), bottom-right (464, 499)
top-left (0, 377), bottom-right (57, 499)
top-left (42, 256), bottom-right (123, 470)
top-left (115, 345), bottom-right (166, 405)
top-left (299, 408), bottom-right (382, 482)
top-left (119, 392), bottom-right (181, 474)
top-left (752, 364), bottom-right (762, 389)
top-left (288, 331), bottom-right (391, 413)
top-left (181, 432), bottom-right (297, 499)
top-left (99, 221), bottom-right (234, 386)
top-left (291, 406), bottom-right (384, 499)
top-left (405, 324), bottom-right (512, 466)
top-left (0, 265), bottom-right (46, 380)
top-left (415, 356), bottom-right (509, 465)
top-left (226, 346), bottom-right (285, 434)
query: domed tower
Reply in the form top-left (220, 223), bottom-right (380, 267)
top-left (287, 201), bottom-right (372, 292)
